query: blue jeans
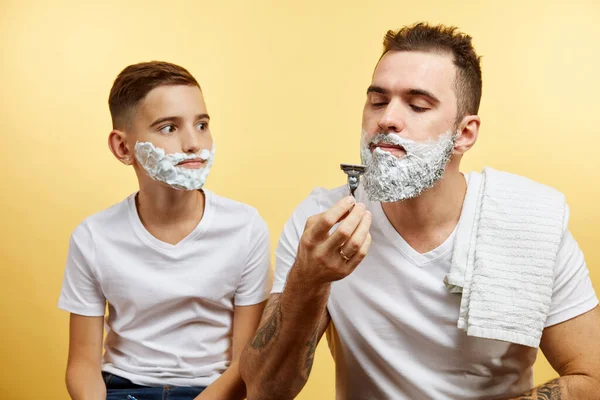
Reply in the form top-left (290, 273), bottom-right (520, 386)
top-left (103, 372), bottom-right (206, 400)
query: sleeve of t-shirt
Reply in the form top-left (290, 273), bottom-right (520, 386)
top-left (272, 189), bottom-right (325, 294)
top-left (545, 205), bottom-right (599, 327)
top-left (234, 212), bottom-right (273, 306)
top-left (58, 221), bottom-right (106, 317)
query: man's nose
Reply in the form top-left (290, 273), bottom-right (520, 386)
top-left (377, 100), bottom-right (405, 133)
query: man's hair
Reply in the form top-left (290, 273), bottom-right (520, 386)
top-left (108, 61), bottom-right (200, 129)
top-left (383, 23), bottom-right (482, 122)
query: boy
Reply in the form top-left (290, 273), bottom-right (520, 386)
top-left (59, 61), bottom-right (271, 400)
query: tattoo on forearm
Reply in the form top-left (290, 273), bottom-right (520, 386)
top-left (249, 301), bottom-right (282, 350)
top-left (301, 327), bottom-right (319, 380)
top-left (515, 378), bottom-right (562, 400)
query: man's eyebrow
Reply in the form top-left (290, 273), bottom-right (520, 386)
top-left (367, 86), bottom-right (440, 104)
top-left (406, 89), bottom-right (440, 104)
top-left (366, 85), bottom-right (388, 95)
top-left (196, 113), bottom-right (210, 121)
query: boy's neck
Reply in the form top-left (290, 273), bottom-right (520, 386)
top-left (135, 186), bottom-right (205, 245)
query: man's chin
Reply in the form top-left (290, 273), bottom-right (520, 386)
top-left (363, 176), bottom-right (438, 203)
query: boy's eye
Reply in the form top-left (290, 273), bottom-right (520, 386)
top-left (196, 122), bottom-right (208, 131)
top-left (159, 125), bottom-right (176, 134)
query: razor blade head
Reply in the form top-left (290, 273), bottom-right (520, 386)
top-left (340, 164), bottom-right (366, 176)
top-left (340, 164), bottom-right (366, 197)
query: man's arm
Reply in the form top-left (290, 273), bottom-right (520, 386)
top-left (65, 314), bottom-right (106, 400)
top-left (240, 197), bottom-right (372, 400)
top-left (195, 302), bottom-right (266, 400)
top-left (241, 288), bottom-right (331, 400)
top-left (510, 306), bottom-right (600, 399)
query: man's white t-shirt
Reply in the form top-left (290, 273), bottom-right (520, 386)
top-left (59, 190), bottom-right (272, 387)
top-left (272, 175), bottom-right (598, 400)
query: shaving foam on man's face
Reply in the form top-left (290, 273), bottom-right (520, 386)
top-left (134, 142), bottom-right (215, 190)
top-left (360, 130), bottom-right (456, 202)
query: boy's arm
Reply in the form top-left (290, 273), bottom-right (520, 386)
top-left (195, 301), bottom-right (267, 400)
top-left (65, 314), bottom-right (106, 400)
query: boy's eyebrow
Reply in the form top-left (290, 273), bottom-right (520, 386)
top-left (150, 116), bottom-right (181, 128)
top-left (149, 114), bottom-right (210, 128)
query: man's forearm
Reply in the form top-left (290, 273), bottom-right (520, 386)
top-left (511, 375), bottom-right (600, 399)
top-left (66, 363), bottom-right (106, 400)
top-left (241, 267), bottom-right (330, 400)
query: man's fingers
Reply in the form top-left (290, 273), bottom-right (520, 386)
top-left (306, 196), bottom-right (356, 238)
top-left (337, 210), bottom-right (371, 258)
top-left (328, 202), bottom-right (366, 248)
top-left (347, 232), bottom-right (372, 269)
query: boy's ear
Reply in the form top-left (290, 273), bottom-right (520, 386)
top-left (108, 130), bottom-right (133, 165)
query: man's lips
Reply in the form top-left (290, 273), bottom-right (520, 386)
top-left (370, 143), bottom-right (406, 154)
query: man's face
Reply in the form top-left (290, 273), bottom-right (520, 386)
top-left (360, 50), bottom-right (461, 202)
top-left (130, 84), bottom-right (213, 166)
top-left (362, 50), bottom-right (458, 148)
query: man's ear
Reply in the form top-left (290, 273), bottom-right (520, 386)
top-left (108, 129), bottom-right (134, 165)
top-left (453, 115), bottom-right (480, 155)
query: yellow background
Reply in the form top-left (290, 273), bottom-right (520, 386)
top-left (1, 0), bottom-right (598, 398)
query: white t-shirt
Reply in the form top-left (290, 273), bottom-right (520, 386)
top-left (59, 190), bottom-right (272, 387)
top-left (272, 176), bottom-right (598, 400)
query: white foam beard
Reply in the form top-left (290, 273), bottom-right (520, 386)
top-left (134, 142), bottom-right (215, 191)
top-left (360, 130), bottom-right (456, 202)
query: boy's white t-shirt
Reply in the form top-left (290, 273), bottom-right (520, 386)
top-left (59, 190), bottom-right (272, 387)
top-left (272, 176), bottom-right (598, 400)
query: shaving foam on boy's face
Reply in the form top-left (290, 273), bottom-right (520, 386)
top-left (360, 129), bottom-right (457, 202)
top-left (134, 142), bottom-right (215, 191)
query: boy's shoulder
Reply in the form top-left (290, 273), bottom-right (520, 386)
top-left (207, 190), bottom-right (262, 223)
top-left (72, 195), bottom-right (132, 239)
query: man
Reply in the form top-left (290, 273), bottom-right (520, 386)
top-left (59, 61), bottom-right (271, 399)
top-left (239, 23), bottom-right (600, 399)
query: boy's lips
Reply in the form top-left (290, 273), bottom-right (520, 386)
top-left (177, 159), bottom-right (206, 168)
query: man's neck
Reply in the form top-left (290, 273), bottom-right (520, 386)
top-left (381, 169), bottom-right (467, 254)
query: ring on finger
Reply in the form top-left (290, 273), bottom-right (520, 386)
top-left (339, 248), bottom-right (352, 261)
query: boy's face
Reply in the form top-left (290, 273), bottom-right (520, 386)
top-left (129, 84), bottom-right (212, 167)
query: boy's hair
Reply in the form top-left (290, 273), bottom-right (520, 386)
top-left (383, 23), bottom-right (482, 122)
top-left (109, 61), bottom-right (200, 129)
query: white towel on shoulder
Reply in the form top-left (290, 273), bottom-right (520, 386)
top-left (444, 167), bottom-right (566, 348)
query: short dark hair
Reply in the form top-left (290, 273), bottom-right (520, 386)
top-left (383, 23), bottom-right (482, 122)
top-left (108, 61), bottom-right (200, 129)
